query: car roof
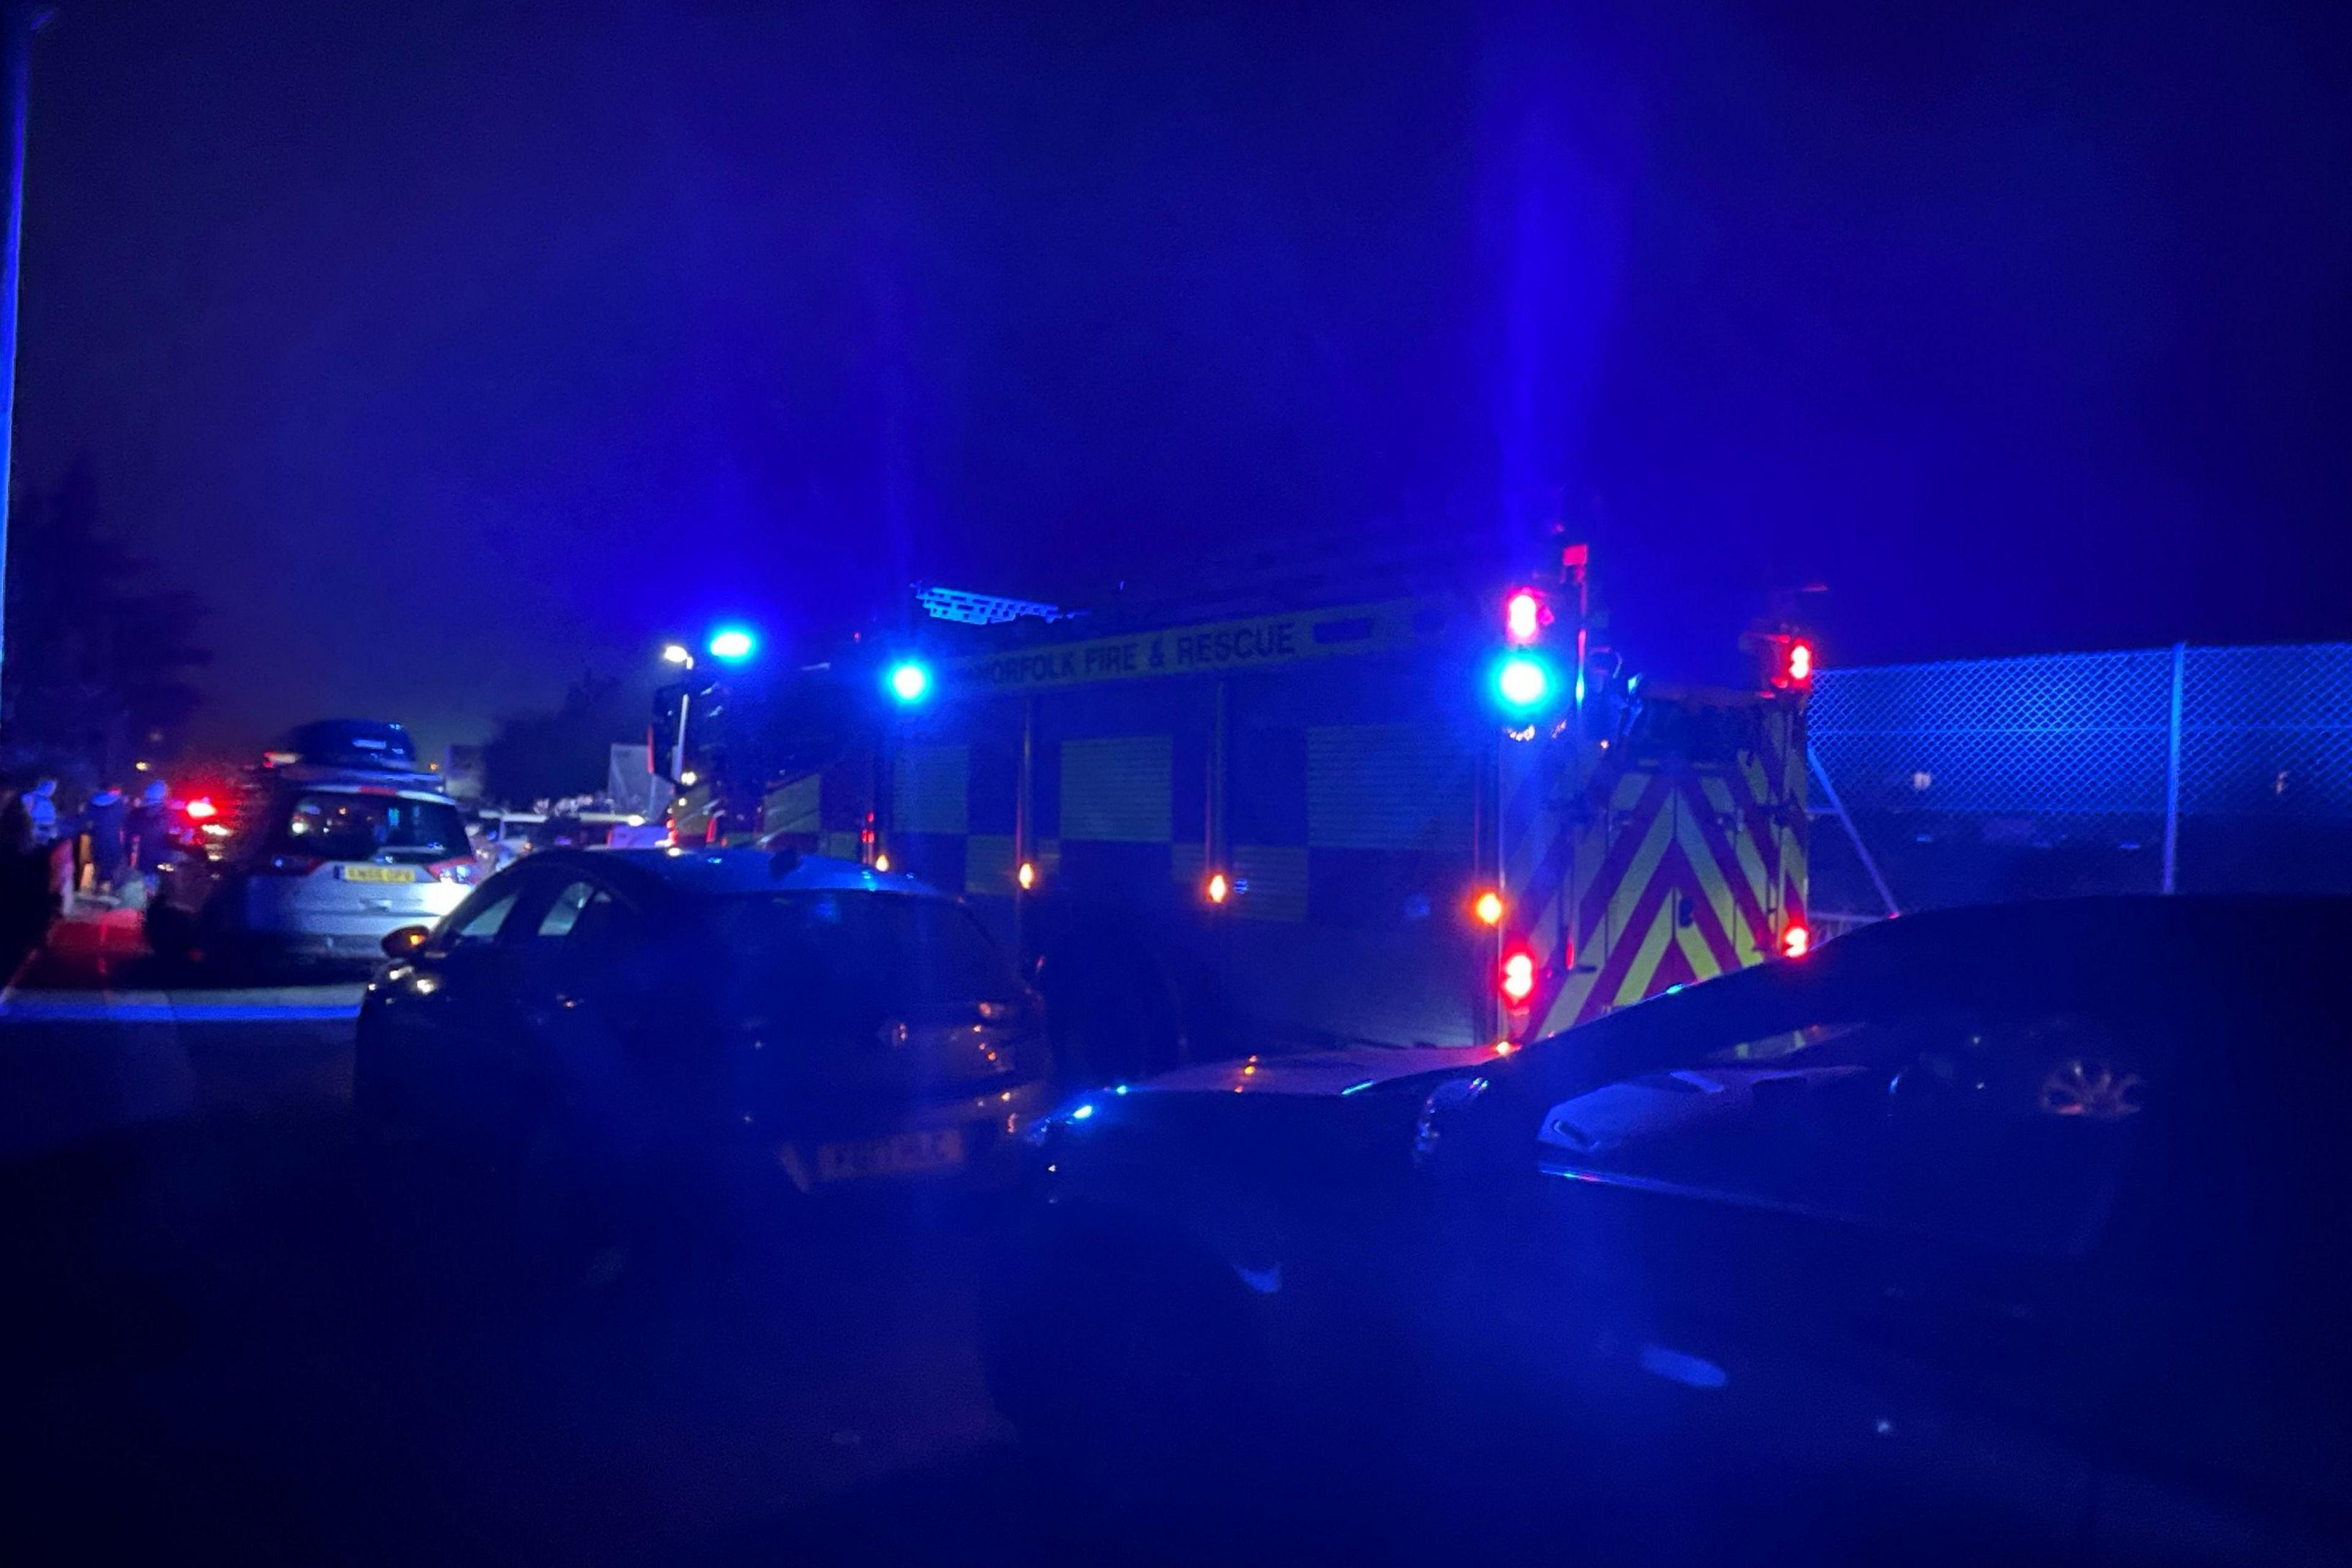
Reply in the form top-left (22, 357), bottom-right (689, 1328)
top-left (1806, 894), bottom-right (2346, 980)
top-left (277, 780), bottom-right (457, 804)
top-left (528, 846), bottom-right (956, 902)
top-left (1522, 894), bottom-right (2350, 1087)
top-left (263, 764), bottom-right (453, 800)
top-left (1735, 894), bottom-right (2348, 1008)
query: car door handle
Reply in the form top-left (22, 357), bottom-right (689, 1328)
top-left (522, 995), bottom-right (585, 1027)
top-left (1875, 1285), bottom-right (2045, 1360)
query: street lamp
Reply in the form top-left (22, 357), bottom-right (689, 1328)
top-left (660, 641), bottom-right (698, 783)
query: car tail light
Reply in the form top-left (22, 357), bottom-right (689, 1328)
top-left (256, 854), bottom-right (322, 876)
top-left (1781, 923), bottom-right (1811, 959)
top-left (185, 797), bottom-right (219, 821)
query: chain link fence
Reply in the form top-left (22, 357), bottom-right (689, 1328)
top-left (1807, 643), bottom-right (2352, 926)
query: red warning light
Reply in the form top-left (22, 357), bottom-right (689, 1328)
top-left (1756, 630), bottom-right (1817, 693)
top-left (1504, 589), bottom-right (1545, 646)
top-left (185, 797), bottom-right (219, 821)
top-left (1500, 949), bottom-right (1536, 1004)
top-left (1781, 924), bottom-right (1811, 959)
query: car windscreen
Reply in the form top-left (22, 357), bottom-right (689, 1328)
top-left (706, 891), bottom-right (1019, 1023)
top-left (266, 792), bottom-right (470, 863)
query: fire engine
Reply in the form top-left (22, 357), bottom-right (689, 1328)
top-left (661, 535), bottom-right (1811, 1079)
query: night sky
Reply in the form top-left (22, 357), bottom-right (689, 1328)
top-left (18, 0), bottom-right (2350, 756)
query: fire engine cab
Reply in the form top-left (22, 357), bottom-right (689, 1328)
top-left (662, 538), bottom-right (1809, 1079)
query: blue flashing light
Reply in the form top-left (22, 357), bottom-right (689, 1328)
top-left (1638, 1343), bottom-right (1729, 1390)
top-left (1494, 654), bottom-right (1553, 714)
top-left (887, 660), bottom-right (933, 704)
top-left (707, 627), bottom-right (758, 663)
top-left (1068, 1101), bottom-right (1096, 1121)
top-left (1235, 1262), bottom-right (1283, 1295)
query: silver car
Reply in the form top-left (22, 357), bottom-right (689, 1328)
top-left (148, 770), bottom-right (478, 970)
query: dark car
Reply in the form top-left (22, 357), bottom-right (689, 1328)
top-left (984, 897), bottom-right (2351, 1566)
top-left (354, 848), bottom-right (1055, 1274)
top-left (273, 717), bottom-right (424, 772)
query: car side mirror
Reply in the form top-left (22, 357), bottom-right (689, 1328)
top-left (382, 925), bottom-right (432, 959)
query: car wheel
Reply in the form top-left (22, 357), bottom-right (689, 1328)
top-left (495, 1118), bottom-right (631, 1298)
top-left (350, 1077), bottom-right (476, 1302)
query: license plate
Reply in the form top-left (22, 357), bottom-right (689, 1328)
top-left (338, 864), bottom-right (418, 884)
top-left (813, 1127), bottom-right (966, 1183)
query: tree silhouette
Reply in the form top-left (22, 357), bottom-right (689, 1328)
top-left (2, 461), bottom-right (209, 781)
top-left (482, 671), bottom-right (641, 807)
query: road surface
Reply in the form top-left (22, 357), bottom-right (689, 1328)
top-left (0, 914), bottom-right (1452, 1566)
top-left (0, 911), bottom-right (1041, 1565)
top-left (0, 910), bottom-right (358, 1163)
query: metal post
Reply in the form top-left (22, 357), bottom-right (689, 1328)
top-left (1477, 726), bottom-right (1501, 1046)
top-left (1562, 546), bottom-right (1589, 981)
top-left (1208, 679), bottom-right (1229, 873)
top-left (872, 739), bottom-right (891, 870)
top-left (0, 6), bottom-right (37, 707)
top-left (2161, 641), bottom-right (2185, 895)
top-left (669, 688), bottom-right (691, 783)
top-left (1808, 746), bottom-right (1899, 919)
top-left (1014, 695), bottom-right (1033, 958)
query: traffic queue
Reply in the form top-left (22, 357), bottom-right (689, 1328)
top-left (133, 550), bottom-right (2351, 1564)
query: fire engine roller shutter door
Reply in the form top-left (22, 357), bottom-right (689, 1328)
top-left (962, 733), bottom-right (1020, 899)
top-left (965, 835), bottom-right (1016, 897)
top-left (1054, 734), bottom-right (1176, 908)
top-left (1058, 736), bottom-right (1172, 842)
top-left (1305, 720), bottom-right (1478, 932)
top-left (893, 744), bottom-right (971, 834)
top-left (891, 743), bottom-right (970, 891)
top-left (1306, 722), bottom-right (1474, 851)
top-left (1190, 715), bottom-right (1482, 1046)
top-left (1304, 720), bottom-right (1482, 1044)
top-left (761, 774), bottom-right (821, 841)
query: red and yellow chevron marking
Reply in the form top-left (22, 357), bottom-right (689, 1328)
top-left (1520, 704), bottom-right (1807, 1038)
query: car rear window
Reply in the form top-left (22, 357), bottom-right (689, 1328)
top-left (1543, 1004), bottom-right (2173, 1258)
top-left (268, 792), bottom-right (470, 863)
top-left (707, 891), bottom-right (1017, 1020)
